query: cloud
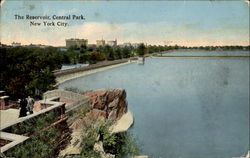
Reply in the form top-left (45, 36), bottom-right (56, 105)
top-left (1, 21), bottom-right (249, 46)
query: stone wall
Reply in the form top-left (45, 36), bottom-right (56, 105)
top-left (43, 89), bottom-right (88, 112)
top-left (0, 91), bottom-right (9, 110)
top-left (0, 97), bottom-right (66, 154)
top-left (43, 89), bottom-right (89, 125)
top-left (43, 89), bottom-right (85, 101)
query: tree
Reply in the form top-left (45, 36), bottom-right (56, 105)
top-left (1, 47), bottom-right (60, 99)
top-left (28, 67), bottom-right (56, 98)
top-left (78, 53), bottom-right (89, 63)
top-left (68, 45), bottom-right (78, 51)
top-left (136, 43), bottom-right (146, 56)
top-left (101, 45), bottom-right (114, 60)
top-left (80, 44), bottom-right (87, 54)
top-left (114, 47), bottom-right (122, 59)
top-left (121, 46), bottom-right (130, 58)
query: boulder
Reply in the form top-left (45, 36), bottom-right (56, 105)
top-left (84, 88), bottom-right (127, 120)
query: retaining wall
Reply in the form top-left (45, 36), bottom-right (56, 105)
top-left (0, 98), bottom-right (66, 153)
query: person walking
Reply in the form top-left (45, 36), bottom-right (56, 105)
top-left (26, 96), bottom-right (34, 114)
top-left (19, 98), bottom-right (27, 117)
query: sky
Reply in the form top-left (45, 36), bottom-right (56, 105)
top-left (0, 0), bottom-right (249, 46)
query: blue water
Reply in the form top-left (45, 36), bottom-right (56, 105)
top-left (162, 50), bottom-right (250, 56)
top-left (59, 53), bottom-right (249, 158)
top-left (61, 63), bottom-right (89, 70)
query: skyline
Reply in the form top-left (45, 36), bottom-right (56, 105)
top-left (0, 0), bottom-right (249, 46)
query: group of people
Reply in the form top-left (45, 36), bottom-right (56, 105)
top-left (18, 96), bottom-right (35, 118)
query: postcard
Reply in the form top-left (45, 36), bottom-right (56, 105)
top-left (0, 0), bottom-right (249, 158)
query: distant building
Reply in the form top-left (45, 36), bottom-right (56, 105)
top-left (26, 44), bottom-right (37, 48)
top-left (0, 42), bottom-right (8, 48)
top-left (96, 39), bottom-right (105, 47)
top-left (121, 43), bottom-right (131, 47)
top-left (37, 44), bottom-right (46, 48)
top-left (132, 43), bottom-right (143, 48)
top-left (23, 44), bottom-right (48, 48)
top-left (11, 42), bottom-right (21, 47)
top-left (66, 38), bottom-right (88, 48)
top-left (107, 39), bottom-right (117, 47)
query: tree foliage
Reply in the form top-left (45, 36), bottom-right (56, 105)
top-left (0, 47), bottom-right (78, 99)
top-left (5, 112), bottom-right (61, 158)
top-left (136, 43), bottom-right (147, 56)
top-left (73, 120), bottom-right (140, 158)
top-left (99, 121), bottom-right (140, 157)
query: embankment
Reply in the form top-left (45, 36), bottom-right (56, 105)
top-left (54, 59), bottom-right (136, 84)
top-left (59, 88), bottom-right (134, 157)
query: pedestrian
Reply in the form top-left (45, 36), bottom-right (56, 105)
top-left (26, 96), bottom-right (34, 114)
top-left (19, 98), bottom-right (27, 117)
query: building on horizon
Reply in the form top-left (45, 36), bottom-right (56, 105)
top-left (131, 43), bottom-right (142, 48)
top-left (96, 39), bottom-right (105, 47)
top-left (121, 42), bottom-right (132, 47)
top-left (11, 42), bottom-right (21, 47)
top-left (107, 39), bottom-right (117, 47)
top-left (24, 44), bottom-right (48, 48)
top-left (0, 42), bottom-right (9, 48)
top-left (66, 38), bottom-right (88, 48)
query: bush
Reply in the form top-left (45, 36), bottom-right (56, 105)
top-left (75, 120), bottom-right (140, 158)
top-left (5, 112), bottom-right (61, 158)
top-left (99, 121), bottom-right (140, 157)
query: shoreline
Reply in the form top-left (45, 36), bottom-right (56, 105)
top-left (152, 55), bottom-right (250, 58)
top-left (110, 109), bottom-right (134, 134)
top-left (56, 61), bottom-right (135, 84)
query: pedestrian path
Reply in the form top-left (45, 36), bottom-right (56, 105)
top-left (0, 109), bottom-right (19, 128)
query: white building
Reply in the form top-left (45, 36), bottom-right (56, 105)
top-left (11, 42), bottom-right (21, 47)
top-left (107, 39), bottom-right (117, 47)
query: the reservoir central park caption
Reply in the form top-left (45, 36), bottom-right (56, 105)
top-left (14, 14), bottom-right (85, 27)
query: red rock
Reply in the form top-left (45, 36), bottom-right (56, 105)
top-left (84, 89), bottom-right (127, 120)
top-left (108, 98), bottom-right (119, 108)
top-left (86, 109), bottom-right (107, 120)
top-left (70, 119), bottom-right (84, 130)
top-left (108, 109), bottom-right (118, 120)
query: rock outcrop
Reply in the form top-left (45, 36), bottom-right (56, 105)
top-left (60, 89), bottom-right (129, 157)
top-left (84, 88), bottom-right (128, 120)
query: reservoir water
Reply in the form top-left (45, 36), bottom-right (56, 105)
top-left (162, 50), bottom-right (250, 56)
top-left (61, 63), bottom-right (89, 70)
top-left (59, 51), bottom-right (249, 158)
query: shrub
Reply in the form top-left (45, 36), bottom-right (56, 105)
top-left (5, 112), bottom-right (61, 158)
